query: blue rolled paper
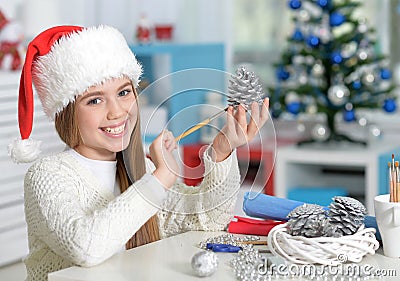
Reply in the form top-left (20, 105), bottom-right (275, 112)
top-left (243, 192), bottom-right (380, 240)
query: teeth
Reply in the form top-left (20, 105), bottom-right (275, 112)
top-left (103, 124), bottom-right (125, 134)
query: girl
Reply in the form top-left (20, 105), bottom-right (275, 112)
top-left (9, 25), bottom-right (269, 281)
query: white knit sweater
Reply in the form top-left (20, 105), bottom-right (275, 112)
top-left (23, 147), bottom-right (240, 281)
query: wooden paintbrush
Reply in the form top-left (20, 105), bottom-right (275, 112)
top-left (392, 154), bottom-right (397, 202)
top-left (396, 161), bottom-right (400, 203)
top-left (389, 162), bottom-right (394, 202)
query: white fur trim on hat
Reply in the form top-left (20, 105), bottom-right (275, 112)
top-left (32, 25), bottom-right (142, 119)
top-left (8, 138), bottom-right (42, 164)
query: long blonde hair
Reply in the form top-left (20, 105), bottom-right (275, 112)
top-left (55, 84), bottom-right (160, 250)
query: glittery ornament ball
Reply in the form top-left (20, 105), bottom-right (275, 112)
top-left (191, 251), bottom-right (218, 277)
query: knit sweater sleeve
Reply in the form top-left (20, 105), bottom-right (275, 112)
top-left (24, 155), bottom-right (166, 267)
top-left (156, 145), bottom-right (241, 238)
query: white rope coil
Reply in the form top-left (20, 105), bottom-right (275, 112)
top-left (267, 223), bottom-right (379, 266)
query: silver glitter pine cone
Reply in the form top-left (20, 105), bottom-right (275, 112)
top-left (228, 66), bottom-right (266, 109)
top-left (191, 250), bottom-right (218, 277)
top-left (328, 196), bottom-right (366, 236)
top-left (286, 204), bottom-right (337, 238)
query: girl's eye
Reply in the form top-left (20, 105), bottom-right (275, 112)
top-left (87, 98), bottom-right (101, 105)
top-left (119, 89), bottom-right (131, 97)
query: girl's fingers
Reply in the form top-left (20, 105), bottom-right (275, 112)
top-left (235, 104), bottom-right (247, 133)
top-left (225, 106), bottom-right (235, 131)
top-left (163, 130), bottom-right (177, 151)
top-left (260, 98), bottom-right (270, 124)
top-left (247, 102), bottom-right (260, 137)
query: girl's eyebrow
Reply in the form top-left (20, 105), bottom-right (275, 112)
top-left (79, 91), bottom-right (103, 102)
top-left (118, 82), bottom-right (132, 91)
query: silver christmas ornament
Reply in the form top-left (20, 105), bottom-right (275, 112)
top-left (284, 91), bottom-right (300, 104)
top-left (327, 84), bottom-right (350, 106)
top-left (362, 72), bottom-right (375, 85)
top-left (341, 42), bottom-right (357, 58)
top-left (357, 17), bottom-right (368, 33)
top-left (297, 9), bottom-right (311, 22)
top-left (358, 117), bottom-right (368, 127)
top-left (357, 48), bottom-right (370, 61)
top-left (228, 66), bottom-right (266, 110)
top-left (311, 61), bottom-right (325, 77)
top-left (306, 103), bottom-right (317, 114)
top-left (191, 250), bottom-right (218, 277)
top-left (298, 71), bottom-right (308, 85)
top-left (368, 125), bottom-right (381, 138)
top-left (311, 123), bottom-right (330, 141)
top-left (292, 55), bottom-right (305, 65)
top-left (328, 196), bottom-right (366, 236)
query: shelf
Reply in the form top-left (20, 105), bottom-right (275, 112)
top-left (275, 142), bottom-right (400, 214)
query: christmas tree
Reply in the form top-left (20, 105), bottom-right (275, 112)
top-left (270, 0), bottom-right (397, 145)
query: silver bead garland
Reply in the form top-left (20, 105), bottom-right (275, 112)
top-left (230, 245), bottom-right (381, 281)
top-left (198, 233), bottom-right (260, 250)
top-left (198, 234), bottom-right (382, 281)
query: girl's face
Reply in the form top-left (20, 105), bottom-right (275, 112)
top-left (74, 77), bottom-right (138, 161)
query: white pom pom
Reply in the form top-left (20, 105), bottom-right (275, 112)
top-left (8, 138), bottom-right (42, 164)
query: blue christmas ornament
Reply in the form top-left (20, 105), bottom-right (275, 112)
top-left (276, 66), bottom-right (290, 81)
top-left (292, 29), bottom-right (304, 41)
top-left (352, 80), bottom-right (362, 90)
top-left (288, 0), bottom-right (302, 10)
top-left (343, 109), bottom-right (355, 122)
top-left (331, 51), bottom-right (343, 64)
top-left (383, 99), bottom-right (396, 113)
top-left (306, 35), bottom-right (320, 48)
top-left (380, 68), bottom-right (392, 80)
top-left (317, 0), bottom-right (330, 8)
top-left (330, 12), bottom-right (346, 27)
top-left (287, 101), bottom-right (301, 115)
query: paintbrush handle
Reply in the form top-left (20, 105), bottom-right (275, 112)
top-left (175, 108), bottom-right (227, 142)
top-left (397, 182), bottom-right (400, 203)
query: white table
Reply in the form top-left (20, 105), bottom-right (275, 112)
top-left (274, 141), bottom-right (400, 214)
top-left (49, 231), bottom-right (400, 281)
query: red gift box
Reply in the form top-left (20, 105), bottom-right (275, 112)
top-left (228, 216), bottom-right (284, 236)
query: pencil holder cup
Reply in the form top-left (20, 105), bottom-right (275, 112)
top-left (374, 194), bottom-right (400, 258)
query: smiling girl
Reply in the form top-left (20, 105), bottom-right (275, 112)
top-left (9, 25), bottom-right (269, 281)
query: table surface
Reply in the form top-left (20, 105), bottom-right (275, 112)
top-left (49, 231), bottom-right (400, 281)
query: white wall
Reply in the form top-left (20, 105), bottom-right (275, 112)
top-left (2, 0), bottom-right (232, 45)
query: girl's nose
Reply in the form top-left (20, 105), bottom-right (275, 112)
top-left (107, 99), bottom-right (125, 120)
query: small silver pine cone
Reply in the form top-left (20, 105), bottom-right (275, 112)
top-left (228, 66), bottom-right (266, 109)
top-left (328, 196), bottom-right (366, 236)
top-left (286, 204), bottom-right (332, 238)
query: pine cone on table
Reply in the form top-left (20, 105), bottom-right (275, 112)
top-left (286, 204), bottom-right (336, 238)
top-left (328, 196), bottom-right (366, 236)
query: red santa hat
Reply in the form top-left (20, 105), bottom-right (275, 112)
top-left (8, 25), bottom-right (143, 163)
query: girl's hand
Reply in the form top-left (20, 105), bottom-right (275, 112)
top-left (149, 129), bottom-right (179, 189)
top-left (211, 98), bottom-right (270, 162)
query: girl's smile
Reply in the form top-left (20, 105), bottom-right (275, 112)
top-left (100, 120), bottom-right (127, 137)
